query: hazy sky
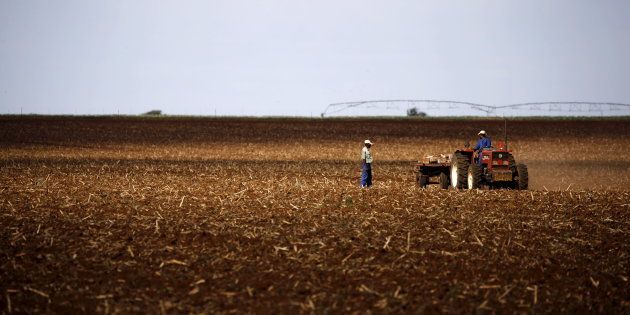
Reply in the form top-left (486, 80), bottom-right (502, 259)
top-left (1, 1), bottom-right (629, 116)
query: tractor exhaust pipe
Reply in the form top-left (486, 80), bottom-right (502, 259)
top-left (504, 118), bottom-right (508, 150)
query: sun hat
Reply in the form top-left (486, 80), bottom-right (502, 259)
top-left (364, 139), bottom-right (373, 145)
top-left (478, 130), bottom-right (486, 135)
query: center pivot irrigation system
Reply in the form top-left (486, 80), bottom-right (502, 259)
top-left (320, 100), bottom-right (630, 117)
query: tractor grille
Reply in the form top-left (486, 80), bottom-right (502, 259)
top-left (493, 170), bottom-right (513, 181)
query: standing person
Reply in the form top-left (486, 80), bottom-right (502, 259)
top-left (361, 140), bottom-right (373, 188)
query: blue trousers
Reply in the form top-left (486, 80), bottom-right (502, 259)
top-left (361, 163), bottom-right (372, 187)
top-left (476, 150), bottom-right (486, 166)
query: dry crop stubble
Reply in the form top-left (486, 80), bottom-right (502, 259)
top-left (1, 117), bottom-right (629, 313)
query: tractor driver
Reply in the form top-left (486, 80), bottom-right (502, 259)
top-left (473, 130), bottom-right (491, 165)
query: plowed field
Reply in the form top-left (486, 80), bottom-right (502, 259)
top-left (1, 116), bottom-right (629, 313)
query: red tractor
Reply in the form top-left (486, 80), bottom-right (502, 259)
top-left (416, 141), bottom-right (528, 190)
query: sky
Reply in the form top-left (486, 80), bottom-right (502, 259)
top-left (1, 0), bottom-right (629, 116)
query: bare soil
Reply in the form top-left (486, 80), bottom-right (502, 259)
top-left (1, 117), bottom-right (629, 313)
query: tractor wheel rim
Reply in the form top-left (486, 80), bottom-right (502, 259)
top-left (450, 164), bottom-right (458, 188)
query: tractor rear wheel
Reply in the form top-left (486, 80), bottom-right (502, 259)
top-left (450, 153), bottom-right (470, 189)
top-left (515, 164), bottom-right (528, 190)
top-left (439, 172), bottom-right (449, 189)
top-left (467, 163), bottom-right (482, 190)
top-left (508, 154), bottom-right (516, 173)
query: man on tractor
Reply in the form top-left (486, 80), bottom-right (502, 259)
top-left (473, 130), bottom-right (491, 165)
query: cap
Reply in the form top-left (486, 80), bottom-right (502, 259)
top-left (364, 139), bottom-right (373, 145)
top-left (478, 130), bottom-right (486, 135)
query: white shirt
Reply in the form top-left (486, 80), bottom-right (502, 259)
top-left (361, 146), bottom-right (373, 163)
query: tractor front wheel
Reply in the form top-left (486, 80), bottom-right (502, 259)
top-left (467, 163), bottom-right (482, 190)
top-left (515, 164), bottom-right (528, 190)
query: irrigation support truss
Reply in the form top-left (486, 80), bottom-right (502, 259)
top-left (320, 100), bottom-right (630, 117)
